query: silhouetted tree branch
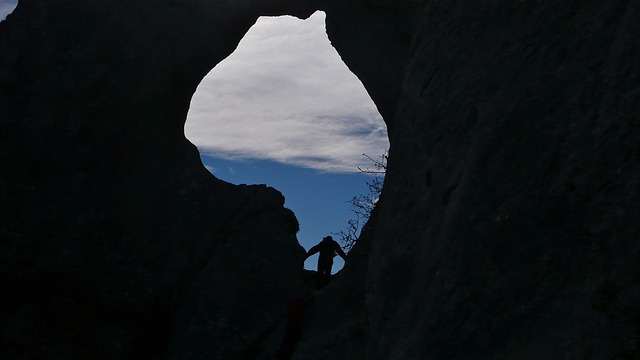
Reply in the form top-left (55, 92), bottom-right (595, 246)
top-left (335, 149), bottom-right (388, 252)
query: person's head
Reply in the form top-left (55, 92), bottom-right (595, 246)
top-left (323, 235), bottom-right (333, 241)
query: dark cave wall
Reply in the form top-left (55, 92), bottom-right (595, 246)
top-left (305, 0), bottom-right (640, 359)
top-left (1, 0), bottom-right (318, 358)
top-left (1, 0), bottom-right (639, 359)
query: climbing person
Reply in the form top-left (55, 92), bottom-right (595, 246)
top-left (305, 235), bottom-right (346, 287)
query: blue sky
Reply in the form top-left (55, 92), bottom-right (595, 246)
top-left (0, 3), bottom-right (388, 273)
top-left (202, 157), bottom-right (376, 272)
top-left (0, 0), bottom-right (17, 21)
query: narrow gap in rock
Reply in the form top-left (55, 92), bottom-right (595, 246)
top-left (184, 11), bottom-right (388, 276)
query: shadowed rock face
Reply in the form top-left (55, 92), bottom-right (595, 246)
top-left (309, 1), bottom-right (640, 359)
top-left (0, 1), bottom-right (317, 358)
top-left (1, 0), bottom-right (639, 359)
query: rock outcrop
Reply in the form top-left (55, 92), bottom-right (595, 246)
top-left (0, 1), bottom-right (317, 358)
top-left (1, 0), bottom-right (639, 359)
top-left (302, 1), bottom-right (640, 359)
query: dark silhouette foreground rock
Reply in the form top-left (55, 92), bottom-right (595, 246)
top-left (1, 0), bottom-right (639, 359)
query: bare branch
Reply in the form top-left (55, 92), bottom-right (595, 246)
top-left (335, 149), bottom-right (388, 252)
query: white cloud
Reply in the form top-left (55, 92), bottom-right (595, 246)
top-left (184, 11), bottom-right (388, 173)
top-left (0, 0), bottom-right (18, 22)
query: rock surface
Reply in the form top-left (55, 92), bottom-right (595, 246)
top-left (0, 1), bottom-right (317, 359)
top-left (1, 0), bottom-right (639, 359)
top-left (306, 1), bottom-right (640, 359)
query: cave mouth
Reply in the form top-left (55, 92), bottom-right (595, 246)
top-left (184, 11), bottom-right (388, 273)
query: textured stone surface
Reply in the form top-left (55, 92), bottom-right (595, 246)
top-left (1, 0), bottom-right (639, 359)
top-left (304, 1), bottom-right (640, 359)
top-left (0, 1), bottom-right (317, 359)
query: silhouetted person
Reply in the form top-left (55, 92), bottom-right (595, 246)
top-left (305, 236), bottom-right (346, 287)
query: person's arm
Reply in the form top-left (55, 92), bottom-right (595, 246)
top-left (306, 243), bottom-right (321, 258)
top-left (334, 241), bottom-right (347, 260)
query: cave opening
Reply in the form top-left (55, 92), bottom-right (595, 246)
top-left (184, 11), bottom-right (388, 273)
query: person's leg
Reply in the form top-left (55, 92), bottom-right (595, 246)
top-left (318, 261), bottom-right (332, 288)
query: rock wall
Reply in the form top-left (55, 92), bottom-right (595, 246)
top-left (1, 0), bottom-right (639, 359)
top-left (299, 1), bottom-right (640, 359)
top-left (0, 1), bottom-right (318, 358)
